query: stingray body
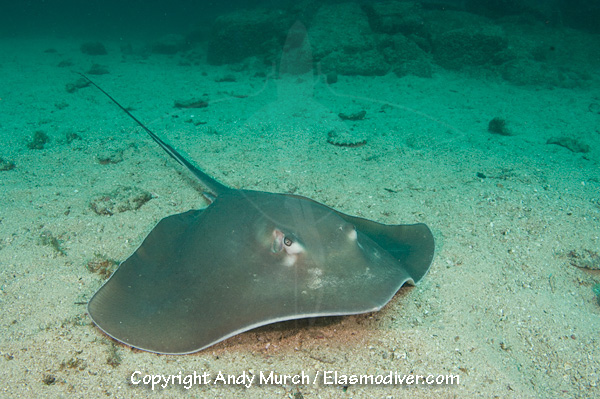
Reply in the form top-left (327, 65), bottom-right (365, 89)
top-left (84, 75), bottom-right (435, 354)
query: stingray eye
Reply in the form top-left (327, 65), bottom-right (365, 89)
top-left (283, 237), bottom-right (304, 255)
top-left (272, 229), bottom-right (304, 258)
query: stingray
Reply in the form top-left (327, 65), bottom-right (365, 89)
top-left (83, 75), bottom-right (435, 354)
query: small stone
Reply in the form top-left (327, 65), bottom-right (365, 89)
top-left (87, 64), bottom-right (109, 75)
top-left (215, 74), bottom-right (236, 82)
top-left (65, 77), bottom-right (90, 93)
top-left (568, 249), bottom-right (600, 269)
top-left (174, 99), bottom-right (208, 109)
top-left (327, 129), bottom-right (367, 147)
top-left (65, 131), bottom-right (81, 144)
top-left (547, 136), bottom-right (590, 153)
top-left (89, 186), bottom-right (152, 216)
top-left (488, 117), bottom-right (511, 136)
top-left (152, 34), bottom-right (187, 54)
top-left (96, 148), bottom-right (123, 165)
top-left (27, 131), bottom-right (50, 150)
top-left (80, 41), bottom-right (107, 55)
top-left (42, 374), bottom-right (56, 385)
top-left (338, 110), bottom-right (366, 121)
top-left (326, 71), bottom-right (338, 84)
top-left (0, 157), bottom-right (16, 171)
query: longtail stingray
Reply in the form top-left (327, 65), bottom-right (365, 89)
top-left (82, 74), bottom-right (435, 354)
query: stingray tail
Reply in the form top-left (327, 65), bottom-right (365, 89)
top-left (78, 73), bottom-right (230, 198)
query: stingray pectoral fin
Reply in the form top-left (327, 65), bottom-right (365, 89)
top-left (87, 209), bottom-right (206, 353)
top-left (282, 193), bottom-right (435, 283)
top-left (340, 215), bottom-right (434, 284)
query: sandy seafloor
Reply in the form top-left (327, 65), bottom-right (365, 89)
top-left (1, 36), bottom-right (599, 399)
